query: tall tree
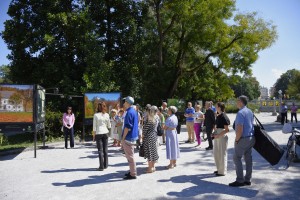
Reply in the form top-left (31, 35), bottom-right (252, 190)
top-left (143, 0), bottom-right (277, 101)
top-left (273, 69), bottom-right (298, 98)
top-left (287, 69), bottom-right (300, 100)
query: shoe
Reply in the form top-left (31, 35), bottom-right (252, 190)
top-left (213, 171), bottom-right (218, 174)
top-left (244, 181), bottom-right (251, 186)
top-left (96, 168), bottom-right (104, 171)
top-left (216, 173), bottom-right (225, 176)
top-left (166, 165), bottom-right (175, 169)
top-left (146, 168), bottom-right (156, 173)
top-left (190, 141), bottom-right (195, 144)
top-left (205, 147), bottom-right (213, 150)
top-left (124, 172), bottom-right (130, 177)
top-left (123, 174), bottom-right (137, 180)
top-left (185, 140), bottom-right (190, 143)
top-left (229, 181), bottom-right (245, 187)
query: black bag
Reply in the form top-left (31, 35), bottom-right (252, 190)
top-left (139, 143), bottom-right (144, 157)
top-left (253, 115), bottom-right (284, 165)
top-left (157, 122), bottom-right (164, 136)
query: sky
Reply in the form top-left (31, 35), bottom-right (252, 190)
top-left (85, 93), bottom-right (121, 101)
top-left (0, 0), bottom-right (299, 89)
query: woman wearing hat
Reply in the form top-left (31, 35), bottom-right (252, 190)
top-left (164, 106), bottom-right (180, 169)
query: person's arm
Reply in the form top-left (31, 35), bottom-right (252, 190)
top-left (235, 124), bottom-right (243, 143)
top-left (62, 113), bottom-right (67, 127)
top-left (92, 115), bottom-right (96, 142)
top-left (70, 114), bottom-right (75, 128)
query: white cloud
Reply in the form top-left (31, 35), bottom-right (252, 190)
top-left (271, 68), bottom-right (284, 79)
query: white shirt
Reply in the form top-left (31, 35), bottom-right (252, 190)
top-left (93, 112), bottom-right (111, 134)
top-left (194, 111), bottom-right (204, 123)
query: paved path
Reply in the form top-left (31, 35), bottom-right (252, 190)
top-left (1, 113), bottom-right (300, 200)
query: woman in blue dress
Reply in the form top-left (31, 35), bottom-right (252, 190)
top-left (164, 106), bottom-right (180, 169)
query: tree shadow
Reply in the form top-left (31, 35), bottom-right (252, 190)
top-left (158, 173), bottom-right (259, 198)
top-left (0, 147), bottom-right (26, 161)
top-left (41, 167), bottom-right (96, 173)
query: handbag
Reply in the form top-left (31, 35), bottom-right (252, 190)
top-left (61, 126), bottom-right (64, 132)
top-left (157, 123), bottom-right (164, 136)
top-left (139, 143), bottom-right (144, 157)
top-left (202, 126), bottom-right (206, 133)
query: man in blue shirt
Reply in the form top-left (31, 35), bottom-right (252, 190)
top-left (122, 96), bottom-right (139, 180)
top-left (184, 102), bottom-right (195, 143)
top-left (229, 95), bottom-right (255, 187)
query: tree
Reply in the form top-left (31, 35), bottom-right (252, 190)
top-left (229, 75), bottom-right (260, 100)
top-left (9, 92), bottom-right (22, 110)
top-left (287, 69), bottom-right (300, 100)
top-left (0, 64), bottom-right (11, 83)
top-left (141, 0), bottom-right (277, 101)
top-left (273, 69), bottom-right (298, 98)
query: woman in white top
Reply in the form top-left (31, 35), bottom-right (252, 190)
top-left (93, 102), bottom-right (111, 171)
top-left (194, 105), bottom-right (204, 147)
top-left (110, 109), bottom-right (119, 147)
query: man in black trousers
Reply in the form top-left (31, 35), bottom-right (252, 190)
top-left (204, 101), bottom-right (216, 150)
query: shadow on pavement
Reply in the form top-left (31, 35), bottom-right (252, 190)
top-left (0, 147), bottom-right (26, 161)
top-left (158, 173), bottom-right (259, 199)
top-left (52, 171), bottom-right (126, 187)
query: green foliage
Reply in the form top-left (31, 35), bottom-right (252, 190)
top-left (287, 69), bottom-right (300, 100)
top-left (44, 109), bottom-right (63, 138)
top-left (0, 64), bottom-right (11, 83)
top-left (274, 69), bottom-right (298, 98)
top-left (1, 0), bottom-right (278, 106)
top-left (229, 75), bottom-right (261, 100)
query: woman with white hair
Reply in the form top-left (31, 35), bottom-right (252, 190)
top-left (164, 106), bottom-right (180, 169)
top-left (142, 106), bottom-right (159, 173)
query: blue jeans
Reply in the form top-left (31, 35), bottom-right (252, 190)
top-left (64, 126), bottom-right (74, 148)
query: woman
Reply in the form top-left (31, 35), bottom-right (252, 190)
top-left (164, 106), bottom-right (180, 169)
top-left (142, 106), bottom-right (159, 173)
top-left (110, 109), bottom-right (119, 147)
top-left (212, 102), bottom-right (230, 176)
top-left (194, 105), bottom-right (204, 147)
top-left (62, 106), bottom-right (75, 149)
top-left (116, 109), bottom-right (124, 147)
top-left (93, 102), bottom-right (111, 171)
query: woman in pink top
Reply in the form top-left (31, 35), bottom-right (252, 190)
top-left (62, 106), bottom-right (75, 149)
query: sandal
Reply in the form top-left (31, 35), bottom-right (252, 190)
top-left (166, 165), bottom-right (174, 169)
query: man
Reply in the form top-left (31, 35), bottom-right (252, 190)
top-left (184, 102), bottom-right (195, 143)
top-left (229, 95), bottom-right (255, 187)
top-left (280, 102), bottom-right (288, 125)
top-left (122, 96), bottom-right (139, 180)
top-left (204, 101), bottom-right (215, 150)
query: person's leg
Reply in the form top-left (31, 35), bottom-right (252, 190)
top-left (190, 122), bottom-right (195, 142)
top-left (285, 113), bottom-right (288, 123)
top-left (219, 135), bottom-right (228, 175)
top-left (233, 140), bottom-right (245, 183)
top-left (213, 138), bottom-right (220, 172)
top-left (103, 134), bottom-right (108, 168)
top-left (291, 113), bottom-right (294, 123)
top-left (64, 127), bottom-right (68, 149)
top-left (194, 123), bottom-right (200, 145)
top-left (296, 113), bottom-right (298, 123)
top-left (186, 122), bottom-right (192, 141)
top-left (206, 129), bottom-right (213, 148)
top-left (281, 113), bottom-right (284, 125)
top-left (244, 137), bottom-right (255, 182)
top-left (96, 135), bottom-right (104, 169)
top-left (70, 127), bottom-right (74, 148)
top-left (122, 141), bottom-right (137, 176)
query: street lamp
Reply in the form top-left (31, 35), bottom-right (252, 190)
top-left (272, 97), bottom-right (277, 116)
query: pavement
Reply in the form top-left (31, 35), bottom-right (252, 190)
top-left (1, 112), bottom-right (300, 200)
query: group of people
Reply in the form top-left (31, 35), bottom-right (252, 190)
top-left (62, 95), bottom-right (258, 187)
top-left (280, 102), bottom-right (298, 125)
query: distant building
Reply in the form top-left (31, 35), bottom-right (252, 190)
top-left (269, 87), bottom-right (275, 97)
top-left (0, 91), bottom-right (24, 112)
top-left (260, 87), bottom-right (269, 100)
